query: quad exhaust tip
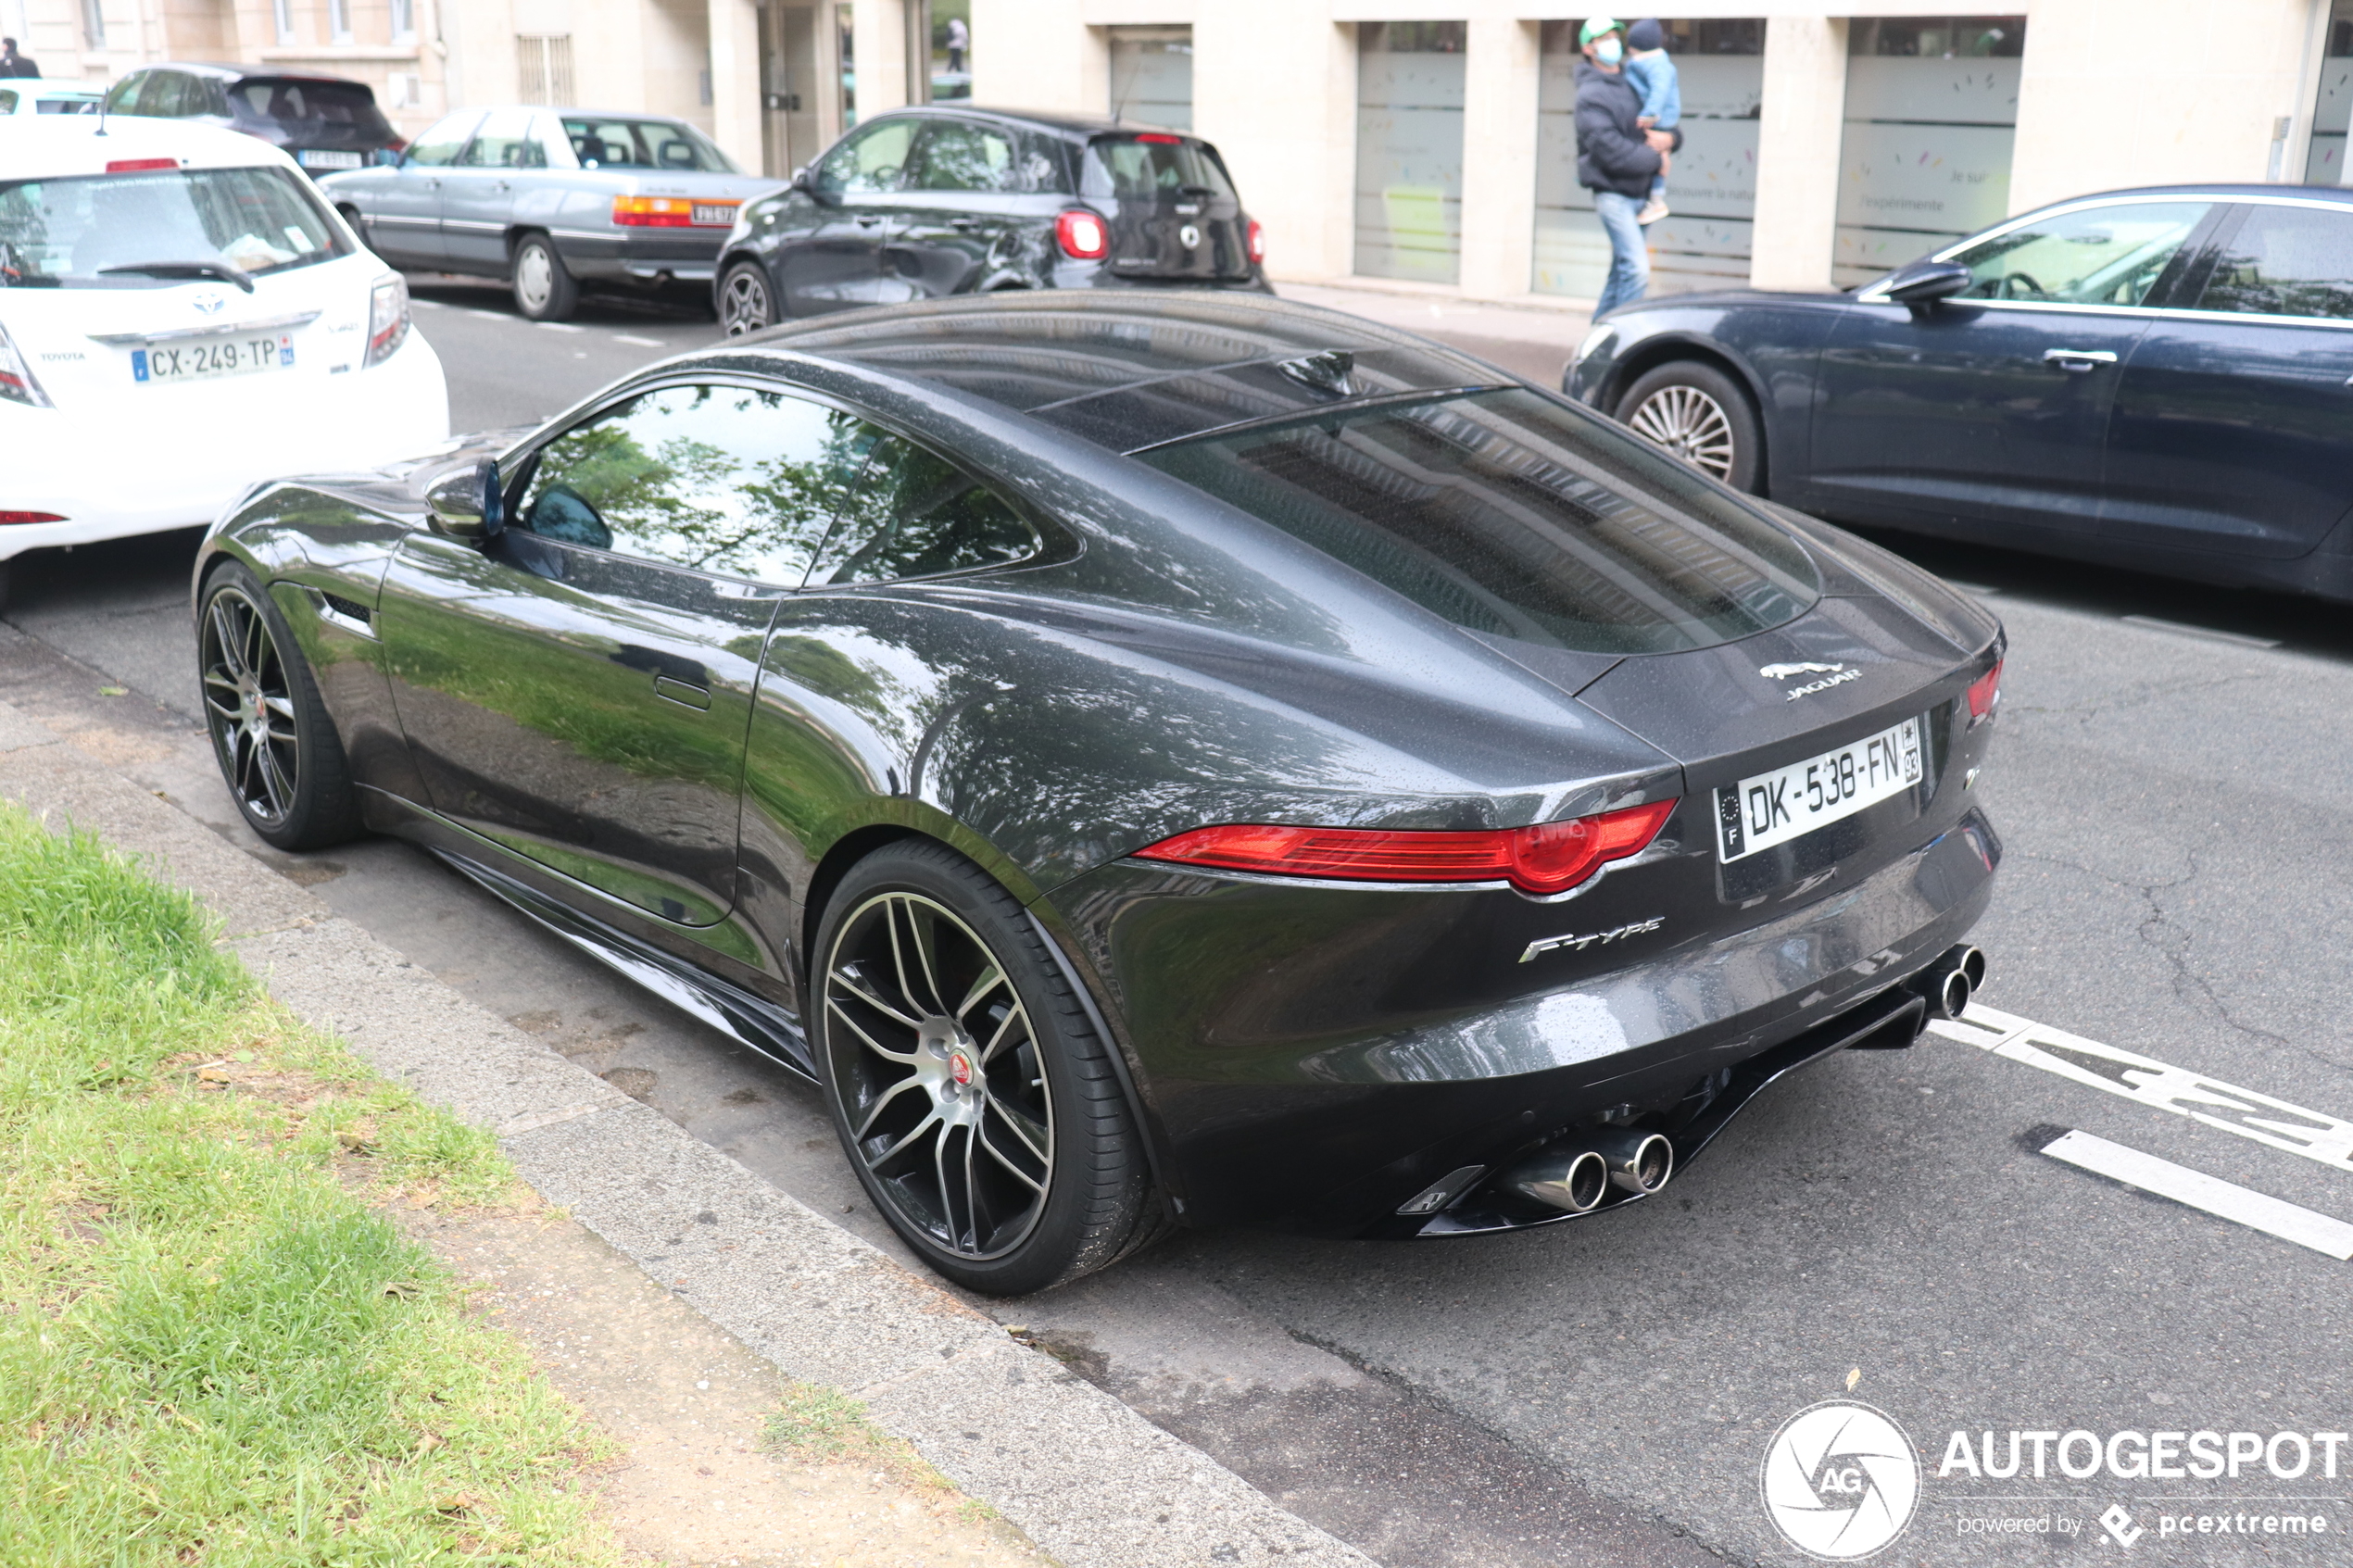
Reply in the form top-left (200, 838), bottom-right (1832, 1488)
top-left (1505, 1127), bottom-right (1675, 1213)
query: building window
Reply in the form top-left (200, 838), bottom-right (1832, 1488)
top-left (271, 0), bottom-right (294, 44)
top-left (2309, 1), bottom-right (2353, 183)
top-left (80, 0), bottom-right (105, 46)
top-left (328, 0), bottom-right (352, 43)
top-left (391, 0), bottom-right (414, 43)
top-left (1354, 20), bottom-right (1466, 284)
top-left (1533, 19), bottom-right (1763, 300)
top-left (1108, 25), bottom-right (1191, 131)
top-left (931, 0), bottom-right (969, 100)
top-left (519, 34), bottom-right (575, 106)
top-left (837, 2), bottom-right (855, 127)
top-left (1833, 16), bottom-right (2026, 288)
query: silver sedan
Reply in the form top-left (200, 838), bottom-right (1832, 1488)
top-left (321, 106), bottom-right (784, 320)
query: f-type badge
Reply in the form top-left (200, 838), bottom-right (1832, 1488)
top-left (1760, 660), bottom-right (1860, 701)
top-left (1519, 915), bottom-right (1664, 963)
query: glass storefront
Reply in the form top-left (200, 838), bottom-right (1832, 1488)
top-left (1833, 16), bottom-right (2025, 287)
top-left (1108, 25), bottom-right (1192, 132)
top-left (1354, 21), bottom-right (1466, 283)
top-left (1533, 19), bottom-right (1763, 300)
top-left (2308, 2), bottom-right (2353, 184)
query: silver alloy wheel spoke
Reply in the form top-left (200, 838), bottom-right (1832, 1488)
top-left (202, 587), bottom-right (299, 827)
top-left (977, 1125), bottom-right (1045, 1192)
top-left (1631, 385), bottom-right (1736, 479)
top-left (955, 961), bottom-right (1005, 1020)
top-left (978, 1001), bottom-right (1027, 1065)
top-left (852, 1072), bottom-right (925, 1137)
top-left (832, 968), bottom-right (923, 1031)
top-left (826, 993), bottom-right (919, 1062)
top-left (985, 1097), bottom-right (1050, 1163)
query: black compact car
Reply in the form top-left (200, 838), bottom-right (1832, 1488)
top-left (195, 293), bottom-right (2001, 1295)
top-left (711, 107), bottom-right (1268, 333)
top-left (101, 64), bottom-right (402, 177)
top-left (1569, 185), bottom-right (2353, 605)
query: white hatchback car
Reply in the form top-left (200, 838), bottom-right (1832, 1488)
top-left (0, 117), bottom-right (447, 593)
top-left (0, 83), bottom-right (104, 116)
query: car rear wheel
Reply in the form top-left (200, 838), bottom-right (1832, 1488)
top-left (812, 839), bottom-right (1163, 1295)
top-left (198, 564), bottom-right (363, 852)
top-left (1617, 360), bottom-right (1765, 493)
top-left (511, 233), bottom-right (579, 322)
top-left (717, 261), bottom-right (774, 334)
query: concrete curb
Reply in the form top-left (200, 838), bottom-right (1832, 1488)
top-left (0, 699), bottom-right (1376, 1568)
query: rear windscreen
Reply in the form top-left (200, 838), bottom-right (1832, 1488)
top-left (1134, 389), bottom-right (1819, 656)
top-left (1081, 135), bottom-right (1236, 203)
top-left (230, 80), bottom-right (393, 138)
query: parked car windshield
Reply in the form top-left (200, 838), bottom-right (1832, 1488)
top-left (1136, 388), bottom-right (1820, 655)
top-left (229, 79), bottom-right (394, 140)
top-left (0, 167), bottom-right (352, 286)
top-left (560, 117), bottom-right (736, 172)
top-left (1081, 134), bottom-right (1235, 204)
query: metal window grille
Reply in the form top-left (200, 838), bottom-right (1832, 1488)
top-left (518, 35), bottom-right (575, 107)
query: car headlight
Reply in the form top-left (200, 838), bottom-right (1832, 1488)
top-left (365, 274), bottom-right (409, 369)
top-left (1572, 323), bottom-right (1617, 370)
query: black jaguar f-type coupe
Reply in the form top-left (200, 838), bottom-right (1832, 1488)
top-left (194, 292), bottom-right (2004, 1294)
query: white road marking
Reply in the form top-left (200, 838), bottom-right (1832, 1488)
top-left (2119, 614), bottom-right (2282, 649)
top-left (412, 298), bottom-right (444, 309)
top-left (2040, 1129), bottom-right (2353, 1260)
top-left (535, 320), bottom-right (587, 333)
top-left (465, 307), bottom-right (506, 320)
top-left (1931, 1004), bottom-right (2353, 1175)
top-left (613, 333), bottom-right (668, 347)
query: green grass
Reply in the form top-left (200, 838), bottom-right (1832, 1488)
top-left (0, 805), bottom-right (621, 1567)
top-left (762, 1382), bottom-right (999, 1526)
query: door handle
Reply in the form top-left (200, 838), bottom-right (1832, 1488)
top-left (855, 214), bottom-right (884, 227)
top-left (950, 217), bottom-right (979, 231)
top-left (2043, 347), bottom-right (2119, 371)
top-left (652, 674), bottom-right (711, 711)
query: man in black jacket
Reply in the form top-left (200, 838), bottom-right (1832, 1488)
top-left (0, 38), bottom-right (41, 78)
top-left (1572, 17), bottom-right (1674, 315)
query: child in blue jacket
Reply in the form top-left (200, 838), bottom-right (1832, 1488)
top-left (1624, 18), bottom-right (1679, 226)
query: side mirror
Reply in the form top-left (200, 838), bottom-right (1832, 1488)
top-left (424, 458), bottom-right (505, 544)
top-left (1880, 258), bottom-right (1973, 309)
top-left (790, 164), bottom-right (834, 205)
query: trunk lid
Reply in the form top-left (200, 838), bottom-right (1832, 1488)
top-left (1081, 132), bottom-right (1253, 282)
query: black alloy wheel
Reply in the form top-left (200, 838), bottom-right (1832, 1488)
top-left (718, 261), bottom-right (774, 335)
top-left (511, 233), bottom-right (580, 322)
top-left (198, 565), bottom-right (362, 851)
top-left (1617, 359), bottom-right (1766, 493)
top-left (813, 840), bottom-right (1163, 1294)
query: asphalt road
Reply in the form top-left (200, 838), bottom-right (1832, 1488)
top-left (5, 285), bottom-right (2350, 1568)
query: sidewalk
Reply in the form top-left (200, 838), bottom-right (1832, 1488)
top-left (1274, 279), bottom-right (1594, 388)
top-left (0, 696), bottom-right (1377, 1568)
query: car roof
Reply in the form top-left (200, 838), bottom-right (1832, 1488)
top-left (727, 292), bottom-right (1513, 453)
top-left (851, 104), bottom-right (1207, 142)
top-left (125, 61), bottom-right (368, 86)
top-left (0, 115), bottom-right (304, 175)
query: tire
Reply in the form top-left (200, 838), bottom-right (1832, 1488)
top-left (336, 204), bottom-right (371, 250)
top-left (1615, 359), bottom-right (1766, 493)
top-left (717, 259), bottom-right (775, 335)
top-left (511, 233), bottom-right (579, 322)
top-left (197, 563), bottom-right (363, 852)
top-left (811, 839), bottom-right (1160, 1294)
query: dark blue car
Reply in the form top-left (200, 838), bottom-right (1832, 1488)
top-left (1566, 186), bottom-right (2353, 604)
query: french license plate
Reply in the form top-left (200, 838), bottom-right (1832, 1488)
top-left (1715, 718), bottom-right (1923, 863)
top-left (297, 148), bottom-right (363, 169)
top-left (691, 203), bottom-right (736, 226)
top-left (132, 332), bottom-right (296, 385)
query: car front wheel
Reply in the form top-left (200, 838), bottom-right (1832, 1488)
top-left (198, 563), bottom-right (364, 852)
top-left (717, 260), bottom-right (774, 334)
top-left (511, 233), bottom-right (580, 322)
top-left (1616, 360), bottom-right (1765, 493)
top-left (812, 839), bottom-right (1164, 1295)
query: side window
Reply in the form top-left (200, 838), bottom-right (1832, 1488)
top-left (1949, 201), bottom-right (2209, 307)
top-left (402, 111), bottom-right (480, 168)
top-left (531, 114), bottom-right (578, 169)
top-left (814, 118), bottom-right (918, 195)
top-left (810, 434), bottom-right (1038, 586)
top-left (0, 92), bottom-right (17, 114)
top-left (515, 383), bottom-right (873, 587)
top-left (459, 107), bottom-right (542, 168)
top-left (2192, 205), bottom-right (2353, 320)
top-left (135, 72), bottom-right (188, 117)
top-left (908, 119), bottom-right (1016, 193)
top-left (102, 74), bottom-right (145, 116)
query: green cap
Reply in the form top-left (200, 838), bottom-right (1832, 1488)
top-left (1579, 17), bottom-right (1622, 45)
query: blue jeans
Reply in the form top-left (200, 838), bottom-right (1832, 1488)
top-left (1592, 190), bottom-right (1651, 317)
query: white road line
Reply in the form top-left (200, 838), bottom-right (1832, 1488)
top-left (613, 333), bottom-right (668, 347)
top-left (535, 320), bottom-right (587, 333)
top-left (465, 307), bottom-right (506, 320)
top-left (1931, 1004), bottom-right (2353, 1175)
top-left (2040, 1129), bottom-right (2353, 1260)
top-left (2119, 614), bottom-right (2282, 649)
top-left (412, 298), bottom-right (444, 309)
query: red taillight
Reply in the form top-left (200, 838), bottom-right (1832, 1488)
top-left (1965, 658), bottom-right (2003, 724)
top-left (1056, 207), bottom-right (1110, 260)
top-left (1133, 799), bottom-right (1678, 897)
top-left (1246, 219), bottom-right (1265, 265)
top-left (0, 511), bottom-right (68, 525)
top-left (1134, 132), bottom-right (1182, 144)
top-left (612, 195), bottom-right (695, 228)
top-left (106, 157), bottom-right (179, 172)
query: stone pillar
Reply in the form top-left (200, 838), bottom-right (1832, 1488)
top-left (1458, 16), bottom-right (1540, 300)
top-left (852, 0), bottom-right (908, 116)
top-left (969, 0), bottom-right (1093, 116)
top-left (1196, 0), bottom-right (1354, 282)
top-left (706, 0), bottom-right (761, 171)
top-left (1748, 15), bottom-right (1846, 293)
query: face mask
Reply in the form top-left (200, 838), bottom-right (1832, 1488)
top-left (1593, 38), bottom-right (1623, 65)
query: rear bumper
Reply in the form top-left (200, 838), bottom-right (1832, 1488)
top-left (554, 229), bottom-right (726, 286)
top-left (1042, 807), bottom-right (2000, 1237)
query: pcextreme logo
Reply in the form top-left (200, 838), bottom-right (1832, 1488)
top-left (1760, 1401), bottom-right (1922, 1561)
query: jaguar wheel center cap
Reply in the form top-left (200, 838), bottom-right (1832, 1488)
top-left (949, 1050), bottom-right (974, 1087)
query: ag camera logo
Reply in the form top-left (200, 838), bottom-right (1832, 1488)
top-left (1761, 1400), bottom-right (1921, 1560)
